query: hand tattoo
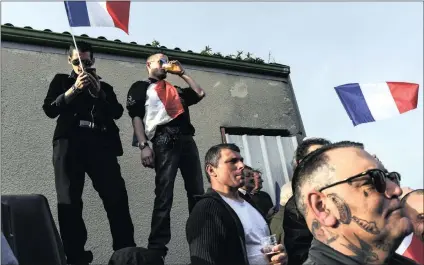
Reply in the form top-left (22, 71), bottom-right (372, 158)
top-left (327, 193), bottom-right (352, 224)
top-left (342, 233), bottom-right (379, 263)
top-left (352, 216), bottom-right (380, 235)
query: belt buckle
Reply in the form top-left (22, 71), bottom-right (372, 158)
top-left (79, 120), bottom-right (95, 129)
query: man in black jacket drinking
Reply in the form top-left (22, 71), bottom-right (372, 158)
top-left (186, 143), bottom-right (288, 265)
top-left (43, 41), bottom-right (135, 265)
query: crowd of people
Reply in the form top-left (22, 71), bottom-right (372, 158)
top-left (2, 40), bottom-right (422, 265)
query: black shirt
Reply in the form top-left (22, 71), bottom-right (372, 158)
top-left (303, 239), bottom-right (420, 265)
top-left (42, 71), bottom-right (124, 155)
top-left (283, 196), bottom-right (313, 265)
top-left (251, 190), bottom-right (274, 218)
top-left (126, 78), bottom-right (201, 140)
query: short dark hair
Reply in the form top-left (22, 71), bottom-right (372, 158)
top-left (68, 41), bottom-right (94, 59)
top-left (401, 189), bottom-right (424, 207)
top-left (242, 166), bottom-right (254, 179)
top-left (292, 141), bottom-right (366, 217)
top-left (244, 165), bottom-right (253, 171)
top-left (337, 140), bottom-right (364, 149)
top-left (204, 143), bottom-right (240, 182)
top-left (252, 168), bottom-right (262, 174)
top-left (295, 138), bottom-right (332, 164)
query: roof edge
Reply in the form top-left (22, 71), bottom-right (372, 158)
top-left (1, 25), bottom-right (291, 78)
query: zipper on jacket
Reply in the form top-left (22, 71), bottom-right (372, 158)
top-left (90, 104), bottom-right (95, 128)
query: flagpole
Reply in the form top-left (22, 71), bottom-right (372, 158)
top-left (69, 27), bottom-right (99, 98)
top-left (69, 27), bottom-right (85, 73)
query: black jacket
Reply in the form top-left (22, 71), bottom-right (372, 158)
top-left (186, 188), bottom-right (269, 265)
top-left (42, 72), bottom-right (124, 156)
top-left (303, 239), bottom-right (420, 265)
top-left (283, 196), bottom-right (313, 265)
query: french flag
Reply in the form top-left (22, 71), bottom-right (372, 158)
top-left (396, 233), bottom-right (424, 264)
top-left (334, 82), bottom-right (419, 126)
top-left (64, 1), bottom-right (131, 34)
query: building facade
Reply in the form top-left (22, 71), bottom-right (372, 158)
top-left (1, 24), bottom-right (306, 264)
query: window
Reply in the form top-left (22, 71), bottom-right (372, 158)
top-left (221, 127), bottom-right (299, 205)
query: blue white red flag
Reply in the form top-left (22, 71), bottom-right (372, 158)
top-left (64, 1), bottom-right (131, 34)
top-left (334, 82), bottom-right (419, 126)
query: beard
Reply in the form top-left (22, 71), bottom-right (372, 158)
top-left (152, 68), bottom-right (167, 80)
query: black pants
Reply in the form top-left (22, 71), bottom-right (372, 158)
top-left (52, 129), bottom-right (135, 263)
top-left (147, 132), bottom-right (205, 256)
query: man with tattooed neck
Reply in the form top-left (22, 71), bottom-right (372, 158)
top-left (292, 141), bottom-right (419, 265)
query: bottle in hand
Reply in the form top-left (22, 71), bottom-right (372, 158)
top-left (163, 62), bottom-right (181, 73)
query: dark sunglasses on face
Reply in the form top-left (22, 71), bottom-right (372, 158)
top-left (319, 168), bottom-right (401, 193)
top-left (71, 59), bottom-right (93, 67)
top-left (159, 58), bottom-right (168, 65)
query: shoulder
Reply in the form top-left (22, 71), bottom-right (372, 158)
top-left (48, 73), bottom-right (70, 89)
top-left (51, 73), bottom-right (69, 82)
top-left (174, 85), bottom-right (190, 93)
top-left (285, 196), bottom-right (297, 212)
top-left (100, 80), bottom-right (113, 90)
top-left (260, 190), bottom-right (272, 198)
top-left (131, 80), bottom-right (151, 89)
top-left (302, 258), bottom-right (317, 265)
top-left (128, 80), bottom-right (150, 95)
top-left (189, 197), bottom-right (228, 221)
top-left (193, 197), bottom-right (225, 213)
top-left (53, 73), bottom-right (69, 79)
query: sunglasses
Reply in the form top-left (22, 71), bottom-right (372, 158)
top-left (159, 58), bottom-right (168, 65)
top-left (319, 169), bottom-right (401, 193)
top-left (71, 59), bottom-right (93, 67)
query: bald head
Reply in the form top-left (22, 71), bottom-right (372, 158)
top-left (147, 53), bottom-right (167, 62)
top-left (146, 53), bottom-right (168, 80)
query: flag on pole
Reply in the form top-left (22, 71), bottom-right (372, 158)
top-left (334, 82), bottom-right (419, 126)
top-left (64, 1), bottom-right (131, 34)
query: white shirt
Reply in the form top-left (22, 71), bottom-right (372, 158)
top-left (219, 194), bottom-right (270, 265)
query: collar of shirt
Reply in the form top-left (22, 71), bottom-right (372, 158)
top-left (238, 188), bottom-right (247, 195)
top-left (148, 77), bottom-right (159, 84)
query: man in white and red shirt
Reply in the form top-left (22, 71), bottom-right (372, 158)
top-left (397, 188), bottom-right (424, 264)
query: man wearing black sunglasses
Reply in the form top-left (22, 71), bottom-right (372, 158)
top-left (292, 141), bottom-right (418, 265)
top-left (126, 53), bottom-right (205, 264)
top-left (43, 41), bottom-right (136, 265)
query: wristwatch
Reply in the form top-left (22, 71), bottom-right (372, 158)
top-left (71, 84), bottom-right (81, 94)
top-left (138, 141), bottom-right (149, 150)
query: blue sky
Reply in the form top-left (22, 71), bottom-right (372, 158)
top-left (2, 2), bottom-right (423, 189)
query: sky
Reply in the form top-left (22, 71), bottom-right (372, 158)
top-left (2, 2), bottom-right (423, 189)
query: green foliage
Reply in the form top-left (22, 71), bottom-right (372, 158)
top-left (150, 40), bottom-right (268, 64)
top-left (151, 40), bottom-right (160, 47)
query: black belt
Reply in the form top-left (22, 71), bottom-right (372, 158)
top-left (78, 120), bottom-right (106, 132)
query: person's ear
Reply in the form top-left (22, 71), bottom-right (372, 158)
top-left (308, 190), bottom-right (338, 228)
top-left (206, 164), bottom-right (217, 179)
